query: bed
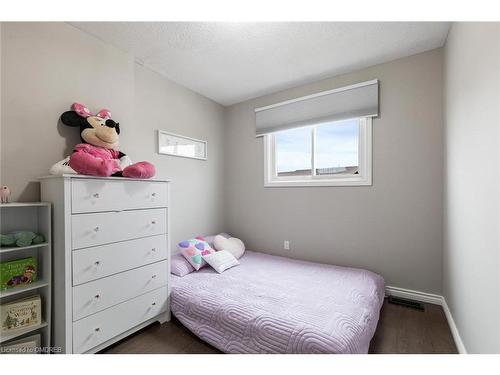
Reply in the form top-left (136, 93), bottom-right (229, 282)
top-left (170, 250), bottom-right (385, 354)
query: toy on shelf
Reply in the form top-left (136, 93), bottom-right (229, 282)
top-left (0, 186), bottom-right (11, 203)
top-left (0, 232), bottom-right (45, 247)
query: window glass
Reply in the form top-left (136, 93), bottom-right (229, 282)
top-left (315, 119), bottom-right (359, 175)
top-left (275, 127), bottom-right (312, 177)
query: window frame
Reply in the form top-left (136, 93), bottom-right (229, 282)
top-left (263, 117), bottom-right (372, 187)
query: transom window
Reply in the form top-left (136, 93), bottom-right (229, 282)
top-left (264, 117), bottom-right (372, 187)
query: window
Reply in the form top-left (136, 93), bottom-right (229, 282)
top-left (264, 117), bottom-right (372, 187)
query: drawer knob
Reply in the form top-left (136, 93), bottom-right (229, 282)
top-left (94, 327), bottom-right (101, 332)
top-left (151, 248), bottom-right (156, 252)
top-left (151, 274), bottom-right (157, 279)
top-left (94, 226), bottom-right (100, 232)
top-left (152, 302), bottom-right (156, 306)
top-left (94, 294), bottom-right (100, 299)
top-left (151, 192), bottom-right (156, 197)
top-left (93, 193), bottom-right (100, 198)
top-left (94, 261), bottom-right (100, 266)
top-left (151, 220), bottom-right (156, 225)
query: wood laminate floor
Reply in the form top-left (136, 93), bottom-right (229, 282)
top-left (101, 299), bottom-right (458, 354)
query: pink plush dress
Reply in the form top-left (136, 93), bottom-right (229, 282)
top-left (69, 143), bottom-right (155, 178)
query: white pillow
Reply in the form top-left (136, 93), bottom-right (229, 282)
top-left (203, 250), bottom-right (240, 273)
top-left (213, 235), bottom-right (245, 259)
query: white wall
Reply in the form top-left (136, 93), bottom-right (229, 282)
top-left (444, 22), bottom-right (500, 353)
top-left (224, 49), bottom-right (444, 294)
top-left (0, 22), bottom-right (225, 246)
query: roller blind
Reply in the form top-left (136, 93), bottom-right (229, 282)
top-left (255, 79), bottom-right (379, 137)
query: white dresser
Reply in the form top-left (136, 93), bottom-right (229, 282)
top-left (40, 175), bottom-right (170, 353)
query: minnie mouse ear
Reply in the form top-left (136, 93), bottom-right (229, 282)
top-left (71, 103), bottom-right (93, 118)
top-left (96, 109), bottom-right (111, 120)
top-left (61, 111), bottom-right (85, 127)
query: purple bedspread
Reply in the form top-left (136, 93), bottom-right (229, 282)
top-left (171, 251), bottom-right (385, 354)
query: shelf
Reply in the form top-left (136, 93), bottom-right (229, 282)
top-left (0, 202), bottom-right (50, 208)
top-left (0, 280), bottom-right (49, 299)
top-left (0, 321), bottom-right (48, 344)
top-left (0, 242), bottom-right (49, 254)
top-left (0, 201), bottom-right (51, 352)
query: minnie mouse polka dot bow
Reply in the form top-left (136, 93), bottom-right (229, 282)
top-left (72, 102), bottom-right (111, 120)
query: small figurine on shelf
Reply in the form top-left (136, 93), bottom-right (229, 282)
top-left (0, 186), bottom-right (11, 203)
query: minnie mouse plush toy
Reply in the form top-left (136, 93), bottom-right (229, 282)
top-left (50, 103), bottom-right (155, 178)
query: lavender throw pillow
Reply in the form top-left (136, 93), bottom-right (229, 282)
top-left (171, 253), bottom-right (195, 277)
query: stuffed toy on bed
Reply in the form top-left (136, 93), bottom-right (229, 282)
top-left (50, 103), bottom-right (155, 178)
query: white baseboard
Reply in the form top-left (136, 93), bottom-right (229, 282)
top-left (385, 285), bottom-right (467, 354)
top-left (441, 298), bottom-right (467, 354)
top-left (385, 285), bottom-right (443, 305)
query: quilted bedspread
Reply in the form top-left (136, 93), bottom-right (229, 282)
top-left (170, 251), bottom-right (385, 354)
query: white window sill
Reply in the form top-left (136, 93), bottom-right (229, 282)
top-left (264, 176), bottom-right (372, 187)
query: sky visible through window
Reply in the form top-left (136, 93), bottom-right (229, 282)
top-left (275, 126), bottom-right (311, 175)
top-left (275, 118), bottom-right (359, 175)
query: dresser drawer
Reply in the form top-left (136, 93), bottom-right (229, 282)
top-left (72, 260), bottom-right (168, 321)
top-left (72, 208), bottom-right (167, 249)
top-left (73, 286), bottom-right (168, 353)
top-left (72, 235), bottom-right (167, 285)
top-left (72, 179), bottom-right (168, 213)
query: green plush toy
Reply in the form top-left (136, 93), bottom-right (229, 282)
top-left (0, 232), bottom-right (45, 247)
top-left (32, 234), bottom-right (45, 245)
top-left (0, 234), bottom-right (15, 247)
top-left (14, 232), bottom-right (37, 247)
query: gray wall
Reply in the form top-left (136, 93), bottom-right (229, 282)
top-left (0, 22), bottom-right (225, 246)
top-left (131, 64), bottom-right (225, 246)
top-left (444, 23), bottom-right (500, 353)
top-left (224, 49), bottom-right (444, 294)
top-left (3, 21), bottom-right (500, 352)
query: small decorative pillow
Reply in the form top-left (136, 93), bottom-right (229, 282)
top-left (198, 233), bottom-right (231, 249)
top-left (213, 235), bottom-right (245, 259)
top-left (178, 238), bottom-right (216, 271)
top-left (203, 250), bottom-right (240, 274)
top-left (171, 253), bottom-right (195, 277)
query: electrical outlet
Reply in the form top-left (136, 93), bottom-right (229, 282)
top-left (283, 240), bottom-right (290, 250)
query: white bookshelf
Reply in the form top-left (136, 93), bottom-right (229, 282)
top-left (0, 202), bottom-right (52, 353)
top-left (0, 242), bottom-right (50, 255)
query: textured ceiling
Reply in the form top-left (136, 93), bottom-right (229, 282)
top-left (70, 22), bottom-right (450, 106)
